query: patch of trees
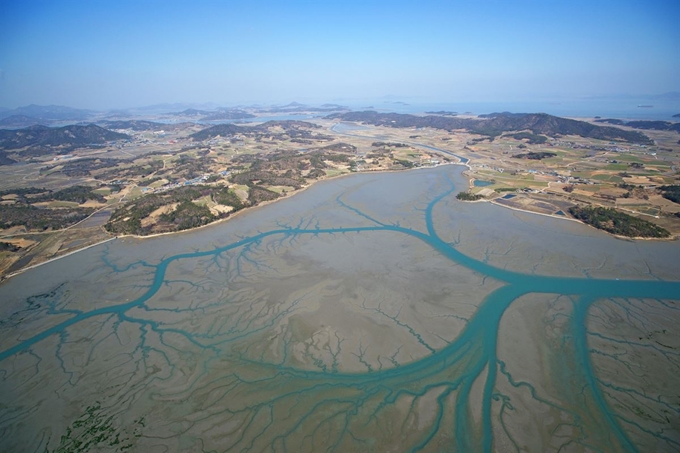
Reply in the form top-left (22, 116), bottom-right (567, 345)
top-left (0, 204), bottom-right (93, 231)
top-left (0, 187), bottom-right (48, 199)
top-left (105, 184), bottom-right (253, 236)
top-left (0, 186), bottom-right (106, 231)
top-left (307, 168), bottom-right (326, 179)
top-left (213, 186), bottom-right (246, 210)
top-left (568, 206), bottom-right (670, 238)
top-left (468, 137), bottom-right (493, 144)
top-left (659, 185), bottom-right (680, 204)
top-left (159, 201), bottom-right (215, 231)
top-left (322, 153), bottom-right (350, 163)
top-left (315, 142), bottom-right (356, 153)
top-left (394, 159), bottom-right (414, 168)
top-left (456, 192), bottom-right (483, 201)
top-left (99, 159), bottom-right (164, 180)
top-left (308, 154), bottom-right (328, 169)
top-left (512, 152), bottom-right (557, 160)
top-left (49, 158), bottom-right (121, 177)
top-left (0, 241), bottom-right (21, 252)
top-left (0, 185), bottom-right (104, 205)
top-left (594, 118), bottom-right (626, 126)
top-left (372, 142), bottom-right (408, 148)
top-left (248, 186), bottom-right (280, 204)
top-left (505, 132), bottom-right (548, 144)
top-left (37, 185), bottom-right (106, 204)
top-left (106, 185), bottom-right (222, 235)
top-left (230, 170), bottom-right (304, 189)
top-left (166, 155), bottom-right (215, 180)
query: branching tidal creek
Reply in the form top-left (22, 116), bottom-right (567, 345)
top-left (1, 166), bottom-right (678, 452)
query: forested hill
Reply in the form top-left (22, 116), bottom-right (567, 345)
top-left (595, 118), bottom-right (680, 133)
top-left (97, 120), bottom-right (167, 131)
top-left (189, 123), bottom-right (243, 140)
top-left (0, 124), bottom-right (130, 150)
top-left (190, 120), bottom-right (325, 141)
top-left (327, 111), bottom-right (652, 144)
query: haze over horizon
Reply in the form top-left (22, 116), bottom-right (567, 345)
top-left (1, 0), bottom-right (678, 110)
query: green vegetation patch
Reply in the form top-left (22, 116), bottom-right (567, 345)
top-left (213, 186), bottom-right (246, 210)
top-left (0, 185), bottom-right (107, 231)
top-left (0, 241), bottom-right (20, 252)
top-left (505, 132), bottom-right (548, 144)
top-left (231, 170), bottom-right (304, 189)
top-left (568, 206), bottom-right (670, 238)
top-left (106, 185), bottom-right (243, 236)
top-left (1, 185), bottom-right (105, 204)
top-left (394, 159), bottom-right (415, 168)
top-left (456, 191), bottom-right (483, 201)
top-left (43, 185), bottom-right (106, 204)
top-left (0, 204), bottom-right (93, 230)
top-left (248, 185), bottom-right (280, 204)
top-left (372, 141), bottom-right (408, 148)
top-left (512, 152), bottom-right (557, 160)
top-left (160, 200), bottom-right (215, 230)
top-left (47, 402), bottom-right (144, 453)
top-left (659, 185), bottom-right (680, 204)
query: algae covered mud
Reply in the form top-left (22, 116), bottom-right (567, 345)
top-left (1, 165), bottom-right (679, 452)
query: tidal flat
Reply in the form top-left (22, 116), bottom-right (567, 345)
top-left (0, 165), bottom-right (678, 452)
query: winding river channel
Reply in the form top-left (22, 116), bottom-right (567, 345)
top-left (1, 164), bottom-right (679, 452)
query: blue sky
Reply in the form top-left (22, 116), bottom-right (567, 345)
top-left (0, 0), bottom-right (678, 109)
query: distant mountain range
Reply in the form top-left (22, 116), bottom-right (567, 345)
top-left (128, 102), bottom-right (221, 113)
top-left (0, 115), bottom-right (45, 128)
top-left (0, 124), bottom-right (129, 151)
top-left (169, 108), bottom-right (256, 121)
top-left (96, 120), bottom-right (167, 131)
top-left (262, 102), bottom-right (350, 113)
top-left (0, 104), bottom-right (95, 122)
top-left (189, 120), bottom-right (321, 141)
top-left (595, 118), bottom-right (680, 133)
top-left (327, 111), bottom-right (652, 144)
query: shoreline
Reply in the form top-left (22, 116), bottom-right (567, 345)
top-left (1, 163), bottom-right (463, 282)
top-left (487, 199), bottom-right (676, 242)
top-left (2, 145), bottom-right (675, 282)
top-left (113, 162), bottom-right (464, 241)
top-left (0, 237), bottom-right (116, 282)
